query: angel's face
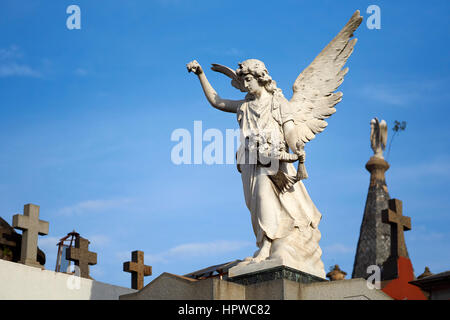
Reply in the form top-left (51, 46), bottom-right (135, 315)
top-left (243, 74), bottom-right (262, 95)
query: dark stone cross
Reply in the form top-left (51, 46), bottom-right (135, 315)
top-left (66, 237), bottom-right (97, 279)
top-left (12, 204), bottom-right (49, 268)
top-left (123, 250), bottom-right (152, 290)
top-left (382, 198), bottom-right (411, 258)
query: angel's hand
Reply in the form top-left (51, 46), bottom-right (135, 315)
top-left (186, 60), bottom-right (203, 75)
top-left (297, 151), bottom-right (305, 163)
top-left (295, 142), bottom-right (306, 163)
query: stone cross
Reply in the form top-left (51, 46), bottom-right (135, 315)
top-left (382, 198), bottom-right (411, 258)
top-left (12, 204), bottom-right (49, 268)
top-left (66, 237), bottom-right (97, 279)
top-left (123, 250), bottom-right (152, 290)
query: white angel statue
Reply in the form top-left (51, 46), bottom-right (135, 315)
top-left (370, 117), bottom-right (388, 159)
top-left (187, 11), bottom-right (362, 278)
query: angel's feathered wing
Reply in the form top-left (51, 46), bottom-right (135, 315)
top-left (370, 117), bottom-right (379, 153)
top-left (380, 120), bottom-right (388, 151)
top-left (290, 10), bottom-right (363, 143)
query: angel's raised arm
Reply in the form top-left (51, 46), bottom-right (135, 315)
top-left (187, 60), bottom-right (243, 114)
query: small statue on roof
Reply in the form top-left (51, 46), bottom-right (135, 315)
top-left (326, 264), bottom-right (347, 281)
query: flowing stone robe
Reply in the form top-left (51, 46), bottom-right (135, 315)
top-left (236, 94), bottom-right (325, 278)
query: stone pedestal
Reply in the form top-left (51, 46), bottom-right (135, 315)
top-left (228, 265), bottom-right (326, 286)
top-left (229, 258), bottom-right (326, 280)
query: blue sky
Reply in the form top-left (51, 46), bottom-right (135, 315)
top-left (0, 0), bottom-right (448, 288)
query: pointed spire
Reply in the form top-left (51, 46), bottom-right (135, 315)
top-left (352, 118), bottom-right (392, 279)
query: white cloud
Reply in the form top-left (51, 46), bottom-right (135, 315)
top-left (57, 198), bottom-right (133, 216)
top-left (115, 251), bottom-right (132, 262)
top-left (37, 236), bottom-right (60, 270)
top-left (323, 243), bottom-right (354, 254)
top-left (408, 225), bottom-right (446, 242)
top-left (74, 68), bottom-right (88, 76)
top-left (361, 79), bottom-right (447, 107)
top-left (391, 157), bottom-right (450, 180)
top-left (38, 236), bottom-right (60, 251)
top-left (224, 48), bottom-right (243, 56)
top-left (0, 45), bottom-right (41, 78)
top-left (90, 267), bottom-right (104, 278)
top-left (120, 240), bottom-right (252, 264)
top-left (0, 62), bottom-right (41, 78)
top-left (166, 240), bottom-right (250, 256)
top-left (362, 84), bottom-right (413, 106)
top-left (203, 47), bottom-right (244, 58)
top-left (86, 234), bottom-right (111, 247)
top-left (0, 45), bottom-right (21, 60)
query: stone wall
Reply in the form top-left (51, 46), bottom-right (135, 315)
top-left (0, 259), bottom-right (136, 300)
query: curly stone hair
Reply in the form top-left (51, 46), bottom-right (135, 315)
top-left (236, 59), bottom-right (282, 95)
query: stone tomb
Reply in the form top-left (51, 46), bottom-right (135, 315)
top-left (120, 265), bottom-right (391, 300)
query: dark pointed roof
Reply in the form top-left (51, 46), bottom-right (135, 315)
top-left (352, 156), bottom-right (397, 279)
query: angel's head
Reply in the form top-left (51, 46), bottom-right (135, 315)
top-left (236, 59), bottom-right (280, 95)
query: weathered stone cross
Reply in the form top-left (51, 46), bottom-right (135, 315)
top-left (12, 204), bottom-right (49, 268)
top-left (123, 250), bottom-right (152, 290)
top-left (66, 237), bottom-right (97, 279)
top-left (382, 198), bottom-right (411, 258)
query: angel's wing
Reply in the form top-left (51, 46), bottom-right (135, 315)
top-left (211, 64), bottom-right (246, 92)
top-left (380, 120), bottom-right (388, 151)
top-left (370, 118), bottom-right (378, 153)
top-left (290, 10), bottom-right (363, 143)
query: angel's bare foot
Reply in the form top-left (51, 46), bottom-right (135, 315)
top-left (240, 257), bottom-right (253, 266)
top-left (249, 238), bottom-right (271, 263)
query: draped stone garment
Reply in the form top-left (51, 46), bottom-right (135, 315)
top-left (236, 95), bottom-right (325, 277)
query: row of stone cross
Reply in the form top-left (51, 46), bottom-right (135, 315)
top-left (2, 198), bottom-right (412, 290)
top-left (0, 203), bottom-right (152, 290)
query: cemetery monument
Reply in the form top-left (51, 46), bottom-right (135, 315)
top-left (187, 10), bottom-right (363, 279)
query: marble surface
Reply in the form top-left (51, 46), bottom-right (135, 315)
top-left (187, 11), bottom-right (363, 280)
